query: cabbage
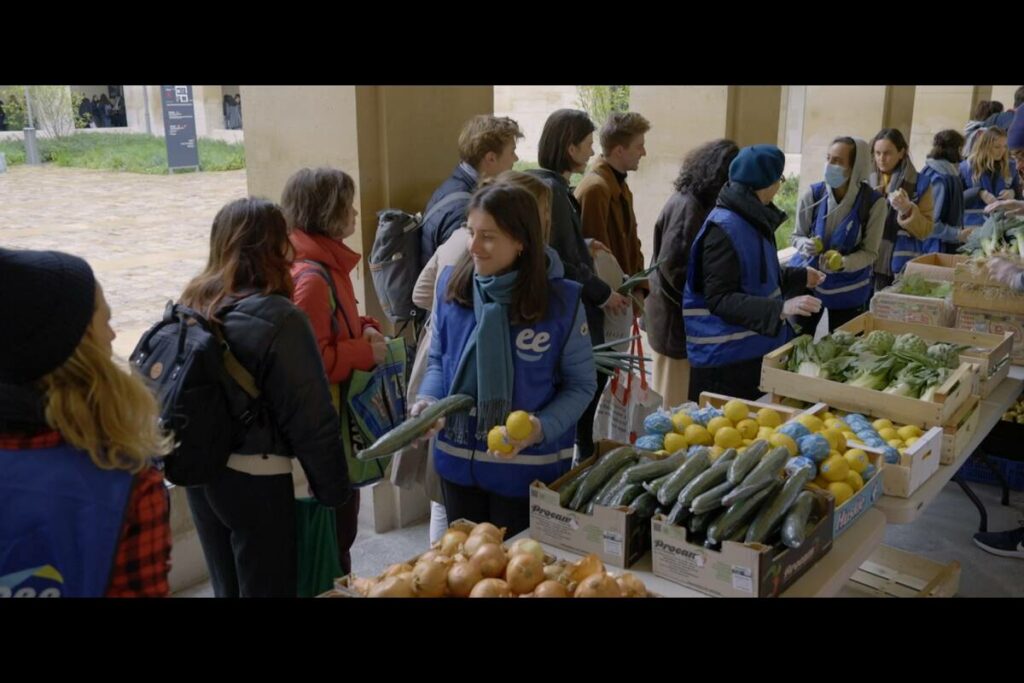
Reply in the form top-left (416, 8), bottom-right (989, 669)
top-left (892, 333), bottom-right (928, 356)
top-left (865, 330), bottom-right (895, 355)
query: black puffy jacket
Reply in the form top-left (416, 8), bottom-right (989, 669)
top-left (221, 294), bottom-right (351, 507)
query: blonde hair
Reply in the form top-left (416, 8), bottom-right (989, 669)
top-left (969, 127), bottom-right (1011, 185)
top-left (457, 115), bottom-right (524, 168)
top-left (492, 170), bottom-right (553, 243)
top-left (38, 327), bottom-right (172, 473)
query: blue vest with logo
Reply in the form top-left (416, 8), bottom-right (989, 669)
top-left (683, 207), bottom-right (792, 368)
top-left (960, 159), bottom-right (1020, 226)
top-left (788, 182), bottom-right (880, 309)
top-left (890, 173), bottom-right (934, 275)
top-left (432, 268), bottom-right (582, 499)
top-left (0, 442), bottom-right (133, 597)
top-left (919, 165), bottom-right (964, 251)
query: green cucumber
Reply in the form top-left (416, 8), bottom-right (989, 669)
top-left (628, 492), bottom-right (659, 518)
top-left (687, 510), bottom-right (715, 535)
top-left (642, 472), bottom-right (675, 496)
top-left (666, 500), bottom-right (690, 526)
top-left (676, 458), bottom-right (732, 510)
top-left (591, 462), bottom-right (636, 508)
top-left (706, 477), bottom-right (782, 544)
top-left (608, 482), bottom-right (646, 507)
top-left (746, 467), bottom-right (815, 544)
top-left (781, 491), bottom-right (816, 549)
top-left (356, 394), bottom-right (474, 460)
top-left (568, 447), bottom-right (639, 511)
top-left (690, 479), bottom-right (738, 515)
top-left (622, 450), bottom-right (689, 484)
top-left (558, 466), bottom-right (593, 508)
top-left (728, 440), bottom-right (770, 484)
top-left (657, 448), bottom-right (711, 507)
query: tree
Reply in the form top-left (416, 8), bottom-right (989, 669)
top-left (576, 85), bottom-right (631, 127)
top-left (0, 86), bottom-right (89, 138)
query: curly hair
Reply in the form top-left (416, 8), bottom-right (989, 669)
top-left (672, 139), bottom-right (740, 206)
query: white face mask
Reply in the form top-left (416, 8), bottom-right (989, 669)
top-left (824, 163), bottom-right (848, 189)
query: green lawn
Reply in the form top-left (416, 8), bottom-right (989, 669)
top-left (0, 132), bottom-right (244, 174)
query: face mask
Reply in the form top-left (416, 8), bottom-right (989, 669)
top-left (824, 163), bottom-right (848, 189)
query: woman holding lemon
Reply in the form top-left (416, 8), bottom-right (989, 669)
top-left (411, 182), bottom-right (596, 535)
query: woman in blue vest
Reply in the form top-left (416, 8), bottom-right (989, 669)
top-left (684, 144), bottom-right (825, 402)
top-left (790, 137), bottom-right (886, 332)
top-left (920, 130), bottom-right (971, 255)
top-left (0, 249), bottom-right (174, 597)
top-left (412, 182), bottom-right (596, 535)
top-left (960, 126), bottom-right (1022, 226)
top-left (870, 129), bottom-right (936, 290)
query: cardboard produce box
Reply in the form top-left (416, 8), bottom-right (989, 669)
top-left (650, 489), bottom-right (835, 598)
top-left (529, 440), bottom-right (651, 568)
top-left (902, 253), bottom-right (965, 282)
top-left (953, 260), bottom-right (1024, 316)
top-left (870, 283), bottom-right (955, 328)
top-left (956, 306), bottom-right (1024, 365)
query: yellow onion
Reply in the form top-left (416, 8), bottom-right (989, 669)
top-left (574, 573), bottom-right (622, 598)
top-left (368, 575), bottom-right (415, 598)
top-left (469, 522), bottom-right (505, 543)
top-left (471, 543), bottom-right (508, 578)
top-left (505, 552), bottom-right (545, 595)
top-left (446, 561), bottom-right (483, 598)
top-left (439, 529), bottom-right (468, 557)
top-left (615, 572), bottom-right (647, 598)
top-left (382, 562), bottom-right (414, 579)
top-left (469, 578), bottom-right (511, 598)
top-left (533, 580), bottom-right (569, 598)
top-left (507, 538), bottom-right (546, 565)
top-left (412, 559), bottom-right (449, 598)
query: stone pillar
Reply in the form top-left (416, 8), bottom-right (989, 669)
top-left (908, 86), bottom-right (982, 166)
top-left (192, 85), bottom-right (226, 137)
top-left (242, 85), bottom-right (493, 532)
top-left (990, 85), bottom-right (1019, 110)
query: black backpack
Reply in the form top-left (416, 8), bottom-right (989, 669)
top-left (129, 300), bottom-right (261, 486)
top-left (369, 191), bottom-right (470, 329)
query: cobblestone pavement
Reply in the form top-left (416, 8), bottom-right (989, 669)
top-left (1, 165), bottom-right (248, 358)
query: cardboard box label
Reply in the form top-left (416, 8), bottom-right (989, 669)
top-left (731, 566), bottom-right (755, 594)
top-left (603, 533), bottom-right (623, 557)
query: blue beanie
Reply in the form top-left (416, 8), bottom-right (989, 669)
top-left (0, 248), bottom-right (97, 384)
top-left (1007, 112), bottom-right (1024, 151)
top-left (729, 144), bottom-right (786, 190)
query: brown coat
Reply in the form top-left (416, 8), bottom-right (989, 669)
top-left (575, 157), bottom-right (646, 278)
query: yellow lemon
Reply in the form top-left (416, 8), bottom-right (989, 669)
top-left (821, 455), bottom-right (850, 482)
top-left (769, 432), bottom-right (798, 456)
top-left (828, 482), bottom-right (855, 507)
top-left (887, 439), bottom-right (904, 449)
top-left (821, 428), bottom-right (847, 452)
top-left (904, 436), bottom-right (919, 447)
top-left (897, 424), bottom-right (922, 441)
top-left (824, 250), bottom-right (844, 272)
top-left (872, 418), bottom-right (893, 432)
top-left (487, 427), bottom-right (513, 454)
top-left (706, 416), bottom-right (734, 436)
top-left (506, 411), bottom-right (534, 441)
top-left (796, 414), bottom-right (825, 433)
top-left (813, 476), bottom-right (831, 489)
top-left (672, 411), bottom-right (694, 433)
top-left (822, 411), bottom-right (836, 421)
top-left (723, 400), bottom-right (750, 424)
top-left (684, 424), bottom-right (713, 446)
top-left (756, 408), bottom-right (783, 428)
top-left (715, 427), bottom-right (743, 449)
top-left (845, 470), bottom-right (864, 492)
top-left (736, 419), bottom-right (760, 440)
top-left (843, 449), bottom-right (869, 474)
top-left (757, 426), bottom-right (776, 440)
top-left (663, 432), bottom-right (688, 454)
top-left (708, 445), bottom-right (726, 462)
top-left (878, 427), bottom-right (898, 441)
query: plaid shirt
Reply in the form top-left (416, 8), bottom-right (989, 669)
top-left (0, 429), bottom-right (171, 597)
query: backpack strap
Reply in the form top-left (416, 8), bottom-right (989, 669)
top-left (294, 258), bottom-right (355, 339)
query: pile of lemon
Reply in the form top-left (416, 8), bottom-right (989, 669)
top-left (660, 400), bottom-right (786, 463)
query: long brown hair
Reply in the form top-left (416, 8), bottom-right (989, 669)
top-left (180, 198), bottom-right (293, 320)
top-left (446, 183), bottom-right (550, 325)
top-left (969, 127), bottom-right (1011, 185)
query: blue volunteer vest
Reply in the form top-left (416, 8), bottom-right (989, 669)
top-left (891, 173), bottom-right (934, 275)
top-left (683, 207), bottom-right (792, 368)
top-left (919, 165), bottom-right (964, 251)
top-left (960, 159), bottom-right (1020, 226)
top-left (432, 268), bottom-right (583, 499)
top-left (788, 182), bottom-right (879, 309)
top-left (0, 442), bottom-right (134, 597)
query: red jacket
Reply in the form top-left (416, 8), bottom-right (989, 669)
top-left (289, 230), bottom-right (381, 384)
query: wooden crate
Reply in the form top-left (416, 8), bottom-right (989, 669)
top-left (697, 391), bottom-right (815, 424)
top-left (903, 253), bottom-right (966, 282)
top-left (835, 313), bottom-right (1013, 398)
top-left (859, 426), bottom-right (943, 498)
top-left (870, 284), bottom-right (955, 328)
top-left (846, 545), bottom-right (960, 598)
top-left (941, 395), bottom-right (981, 465)
top-left (761, 349), bottom-right (974, 430)
top-left (953, 261), bottom-right (1024, 315)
